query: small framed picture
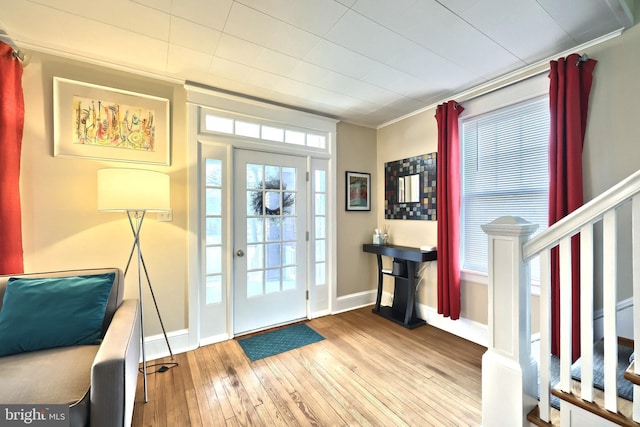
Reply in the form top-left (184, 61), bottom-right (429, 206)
top-left (345, 171), bottom-right (371, 211)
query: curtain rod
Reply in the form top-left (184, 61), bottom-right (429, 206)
top-left (378, 28), bottom-right (623, 129)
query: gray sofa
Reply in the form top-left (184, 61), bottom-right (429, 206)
top-left (0, 268), bottom-right (140, 427)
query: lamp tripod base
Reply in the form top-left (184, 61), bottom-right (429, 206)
top-left (124, 211), bottom-right (175, 403)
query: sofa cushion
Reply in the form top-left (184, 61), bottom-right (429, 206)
top-left (0, 273), bottom-right (115, 356)
top-left (0, 345), bottom-right (98, 426)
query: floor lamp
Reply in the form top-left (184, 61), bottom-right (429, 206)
top-left (97, 168), bottom-right (173, 403)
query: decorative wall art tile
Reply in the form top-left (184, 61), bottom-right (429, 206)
top-left (384, 153), bottom-right (436, 220)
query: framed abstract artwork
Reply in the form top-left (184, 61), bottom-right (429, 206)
top-left (345, 171), bottom-right (371, 211)
top-left (53, 77), bottom-right (170, 165)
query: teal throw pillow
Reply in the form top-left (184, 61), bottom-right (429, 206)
top-left (0, 273), bottom-right (115, 356)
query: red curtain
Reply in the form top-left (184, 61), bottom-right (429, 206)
top-left (0, 41), bottom-right (25, 274)
top-left (435, 100), bottom-right (464, 319)
top-left (549, 54), bottom-right (596, 361)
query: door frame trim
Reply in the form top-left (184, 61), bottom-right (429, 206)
top-left (186, 90), bottom-right (337, 349)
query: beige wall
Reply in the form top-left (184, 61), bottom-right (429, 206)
top-left (581, 20), bottom-right (640, 305)
top-left (336, 122), bottom-right (378, 297)
top-left (20, 52), bottom-right (188, 336)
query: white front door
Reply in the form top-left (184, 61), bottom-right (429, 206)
top-left (233, 149), bottom-right (308, 335)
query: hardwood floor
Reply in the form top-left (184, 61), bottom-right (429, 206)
top-left (132, 307), bottom-right (485, 426)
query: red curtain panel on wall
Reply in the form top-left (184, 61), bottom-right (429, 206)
top-left (548, 53), bottom-right (597, 361)
top-left (0, 41), bottom-right (25, 274)
top-left (435, 100), bottom-right (464, 320)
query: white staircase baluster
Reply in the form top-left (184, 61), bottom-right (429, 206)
top-left (539, 248), bottom-right (552, 422)
top-left (559, 236), bottom-right (573, 393)
top-left (580, 224), bottom-right (594, 402)
top-left (603, 209), bottom-right (618, 413)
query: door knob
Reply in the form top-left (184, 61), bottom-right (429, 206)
top-left (236, 249), bottom-right (245, 257)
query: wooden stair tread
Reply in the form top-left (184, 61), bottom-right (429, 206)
top-left (527, 404), bottom-right (560, 426)
top-left (625, 361), bottom-right (640, 386)
top-left (549, 380), bottom-right (638, 426)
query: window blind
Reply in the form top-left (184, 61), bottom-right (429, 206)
top-left (461, 96), bottom-right (550, 278)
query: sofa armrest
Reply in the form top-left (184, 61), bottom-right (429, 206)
top-left (90, 299), bottom-right (140, 427)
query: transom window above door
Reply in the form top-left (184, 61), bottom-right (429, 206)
top-left (202, 112), bottom-right (328, 150)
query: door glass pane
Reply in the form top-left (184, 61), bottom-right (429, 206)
top-left (265, 191), bottom-right (281, 215)
top-left (206, 247), bottom-right (221, 274)
top-left (247, 271), bottom-right (263, 298)
top-left (236, 121), bottom-right (260, 138)
top-left (206, 159), bottom-right (222, 186)
top-left (282, 266), bottom-right (296, 290)
top-left (315, 240), bottom-right (326, 262)
top-left (315, 170), bottom-right (325, 192)
top-left (262, 126), bottom-right (284, 142)
top-left (285, 130), bottom-right (305, 145)
top-left (247, 218), bottom-right (264, 243)
top-left (283, 192), bottom-right (295, 215)
top-left (205, 115), bottom-right (233, 133)
top-left (266, 243), bottom-right (281, 268)
top-left (247, 191), bottom-right (262, 215)
top-left (307, 134), bottom-right (326, 148)
top-left (315, 194), bottom-right (325, 215)
top-left (246, 164), bottom-right (263, 189)
top-left (205, 275), bottom-right (222, 304)
top-left (206, 218), bottom-right (222, 245)
top-left (265, 165), bottom-right (280, 184)
top-left (265, 218), bottom-right (281, 241)
top-left (265, 269), bottom-right (281, 293)
top-left (247, 244), bottom-right (264, 270)
top-left (282, 242), bottom-right (296, 265)
top-left (206, 189), bottom-right (221, 215)
top-left (282, 217), bottom-right (295, 240)
top-left (281, 167), bottom-right (295, 190)
top-left (315, 263), bottom-right (326, 286)
top-left (315, 217), bottom-right (325, 239)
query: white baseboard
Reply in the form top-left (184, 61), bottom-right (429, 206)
top-left (334, 289), bottom-right (488, 347)
top-left (333, 289), bottom-right (376, 314)
top-left (144, 329), bottom-right (194, 361)
top-left (310, 309), bottom-right (332, 319)
top-left (416, 302), bottom-right (488, 347)
top-left (199, 332), bottom-right (230, 348)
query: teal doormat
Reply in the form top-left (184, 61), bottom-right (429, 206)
top-left (237, 323), bottom-right (324, 362)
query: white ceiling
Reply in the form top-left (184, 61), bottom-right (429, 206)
top-left (0, 0), bottom-right (635, 127)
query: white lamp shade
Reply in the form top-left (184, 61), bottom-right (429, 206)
top-left (98, 168), bottom-right (170, 212)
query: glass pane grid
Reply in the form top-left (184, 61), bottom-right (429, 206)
top-left (244, 161), bottom-right (300, 299)
top-left (313, 168), bottom-right (328, 287)
top-left (203, 114), bottom-right (329, 152)
top-left (204, 158), bottom-right (224, 305)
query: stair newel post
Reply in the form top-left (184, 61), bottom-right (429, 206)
top-left (481, 216), bottom-right (539, 426)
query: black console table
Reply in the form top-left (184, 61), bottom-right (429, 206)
top-left (363, 244), bottom-right (437, 329)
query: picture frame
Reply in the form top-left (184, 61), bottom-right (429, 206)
top-left (345, 171), bottom-right (371, 211)
top-left (53, 77), bottom-right (171, 165)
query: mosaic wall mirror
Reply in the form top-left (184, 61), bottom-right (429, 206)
top-left (384, 153), bottom-right (437, 220)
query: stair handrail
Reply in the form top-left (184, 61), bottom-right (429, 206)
top-left (523, 168), bottom-right (640, 260)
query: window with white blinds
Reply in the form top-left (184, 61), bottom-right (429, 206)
top-left (461, 96), bottom-right (550, 278)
